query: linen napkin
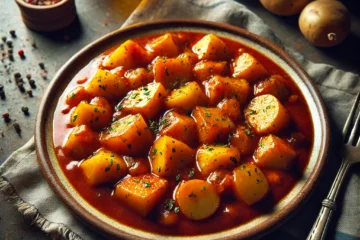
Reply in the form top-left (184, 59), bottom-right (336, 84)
top-left (1, 0), bottom-right (359, 239)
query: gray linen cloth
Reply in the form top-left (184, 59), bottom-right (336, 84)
top-left (1, 0), bottom-right (359, 239)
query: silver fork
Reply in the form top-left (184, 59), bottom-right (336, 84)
top-left (307, 92), bottom-right (360, 240)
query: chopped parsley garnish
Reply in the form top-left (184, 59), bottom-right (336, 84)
top-left (249, 110), bottom-right (257, 115)
top-left (94, 108), bottom-right (99, 112)
top-left (204, 112), bottom-right (211, 117)
top-left (188, 168), bottom-right (195, 179)
top-left (202, 186), bottom-right (206, 191)
top-left (133, 179), bottom-right (140, 183)
top-left (70, 93), bottom-right (76, 98)
top-left (143, 182), bottom-right (151, 188)
top-left (72, 114), bottom-right (78, 122)
top-left (176, 174), bottom-right (181, 182)
top-left (259, 141), bottom-right (264, 148)
top-left (174, 207), bottom-right (180, 213)
top-left (130, 93), bottom-right (138, 99)
top-left (230, 156), bottom-right (237, 164)
top-left (165, 199), bottom-right (175, 211)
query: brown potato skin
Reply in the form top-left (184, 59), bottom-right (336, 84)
top-left (260, 0), bottom-right (312, 16)
top-left (299, 0), bottom-right (351, 47)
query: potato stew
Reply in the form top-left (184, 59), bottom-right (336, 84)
top-left (54, 32), bottom-right (313, 235)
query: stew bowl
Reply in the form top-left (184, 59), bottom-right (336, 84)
top-left (35, 20), bottom-right (329, 239)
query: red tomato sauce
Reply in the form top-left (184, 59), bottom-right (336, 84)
top-left (53, 32), bottom-right (313, 236)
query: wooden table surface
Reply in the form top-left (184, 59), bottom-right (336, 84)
top-left (0, 0), bottom-right (359, 239)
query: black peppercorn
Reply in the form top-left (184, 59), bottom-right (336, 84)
top-left (0, 84), bottom-right (3, 91)
top-left (26, 74), bottom-right (31, 80)
top-left (29, 80), bottom-right (36, 88)
top-left (13, 123), bottom-right (21, 135)
top-left (17, 82), bottom-right (25, 92)
top-left (27, 90), bottom-right (33, 97)
top-left (1, 36), bottom-right (6, 42)
top-left (0, 90), bottom-right (5, 100)
top-left (14, 72), bottom-right (21, 79)
top-left (6, 41), bottom-right (12, 48)
top-left (39, 62), bottom-right (45, 69)
top-left (9, 30), bottom-right (16, 37)
top-left (21, 106), bottom-right (29, 115)
top-left (7, 49), bottom-right (13, 54)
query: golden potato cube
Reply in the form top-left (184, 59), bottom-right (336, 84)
top-left (205, 75), bottom-right (250, 105)
top-left (150, 135), bottom-right (195, 177)
top-left (165, 81), bottom-right (208, 111)
top-left (85, 69), bottom-right (129, 100)
top-left (145, 33), bottom-right (180, 58)
top-left (177, 52), bottom-right (198, 65)
top-left (80, 148), bottom-right (128, 186)
top-left (230, 125), bottom-right (257, 155)
top-left (217, 98), bottom-right (241, 122)
top-left (254, 134), bottom-right (297, 170)
top-left (153, 57), bottom-right (192, 89)
top-left (117, 82), bottom-right (167, 120)
top-left (62, 125), bottom-right (100, 160)
top-left (232, 53), bottom-right (268, 82)
top-left (125, 68), bottom-right (154, 90)
top-left (65, 86), bottom-right (91, 107)
top-left (192, 34), bottom-right (230, 61)
top-left (192, 106), bottom-right (235, 144)
top-left (254, 75), bottom-right (290, 101)
top-left (233, 163), bottom-right (269, 205)
top-left (103, 40), bottom-right (149, 69)
top-left (245, 94), bottom-right (290, 134)
top-left (196, 145), bottom-right (240, 176)
top-left (100, 114), bottom-right (153, 156)
top-left (70, 98), bottom-right (112, 129)
top-left (176, 179), bottom-right (220, 220)
top-left (159, 110), bottom-right (198, 147)
top-left (193, 60), bottom-right (228, 81)
top-left (114, 174), bottom-right (168, 216)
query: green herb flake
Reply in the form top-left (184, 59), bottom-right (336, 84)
top-left (94, 108), bottom-right (99, 112)
top-left (230, 156), bottom-right (237, 164)
top-left (259, 141), bottom-right (264, 148)
top-left (133, 179), bottom-right (140, 183)
top-left (176, 174), bottom-right (181, 182)
top-left (116, 164), bottom-right (120, 171)
top-left (143, 182), bottom-right (151, 188)
top-left (165, 199), bottom-right (175, 211)
top-left (70, 93), bottom-right (76, 98)
top-left (202, 186), bottom-right (206, 191)
top-left (72, 114), bottom-right (78, 122)
top-left (188, 168), bottom-right (195, 179)
top-left (174, 207), bottom-right (180, 213)
top-left (249, 110), bottom-right (257, 115)
top-left (204, 112), bottom-right (211, 117)
top-left (97, 193), bottom-right (101, 197)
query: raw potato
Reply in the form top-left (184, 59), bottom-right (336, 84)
top-left (125, 68), bottom-right (154, 90)
top-left (260, 0), bottom-right (312, 16)
top-left (233, 163), bottom-right (269, 205)
top-left (117, 82), bottom-right (167, 120)
top-left (114, 174), bottom-right (169, 216)
top-left (165, 81), bottom-right (208, 111)
top-left (196, 145), bottom-right (240, 177)
top-left (176, 179), bottom-right (220, 220)
top-left (193, 61), bottom-right (228, 81)
top-left (192, 106), bottom-right (235, 144)
top-left (217, 98), bottom-right (241, 122)
top-left (85, 69), bottom-right (129, 100)
top-left (62, 125), bottom-right (100, 160)
top-left (66, 86), bottom-right (91, 107)
top-left (230, 125), bottom-right (257, 155)
top-left (245, 94), bottom-right (290, 134)
top-left (70, 97), bottom-right (112, 129)
top-left (150, 135), bottom-right (195, 177)
top-left (103, 40), bottom-right (149, 69)
top-left (205, 75), bottom-right (251, 105)
top-left (153, 57), bottom-right (192, 89)
top-left (299, 0), bottom-right (351, 47)
top-left (232, 53), bottom-right (268, 82)
top-left (145, 33), bottom-right (180, 58)
top-left (254, 75), bottom-right (290, 101)
top-left (159, 110), bottom-right (198, 147)
top-left (80, 148), bottom-right (128, 186)
top-left (100, 114), bottom-right (153, 156)
top-left (192, 34), bottom-right (231, 61)
top-left (254, 134), bottom-right (297, 170)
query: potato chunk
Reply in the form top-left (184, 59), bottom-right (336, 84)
top-left (103, 40), bottom-right (149, 69)
top-left (176, 179), bottom-right (220, 220)
top-left (62, 125), bottom-right (100, 160)
top-left (80, 148), bottom-right (128, 186)
top-left (145, 33), bottom-right (179, 58)
top-left (192, 107), bottom-right (235, 144)
top-left (70, 97), bottom-right (112, 129)
top-left (153, 57), bottom-right (192, 89)
top-left (125, 68), bottom-right (154, 90)
top-left (192, 34), bottom-right (230, 61)
top-left (205, 75), bottom-right (250, 105)
top-left (254, 75), bottom-right (290, 101)
top-left (233, 163), bottom-right (269, 205)
top-left (254, 134), bottom-right (297, 170)
top-left (117, 82), bottom-right (167, 120)
top-left (100, 114), bottom-right (153, 156)
top-left (165, 81), bottom-right (208, 111)
top-left (196, 145), bottom-right (240, 176)
top-left (150, 135), bottom-right (195, 177)
top-left (233, 53), bottom-right (268, 82)
top-left (114, 174), bottom-right (168, 216)
top-left (193, 61), bottom-right (228, 81)
top-left (85, 69), bottom-right (129, 100)
top-left (207, 170), bottom-right (233, 194)
top-left (217, 98), bottom-right (241, 122)
top-left (159, 110), bottom-right (197, 147)
top-left (230, 126), bottom-right (257, 155)
top-left (177, 52), bottom-right (198, 65)
top-left (245, 94), bottom-right (290, 134)
top-left (65, 86), bottom-right (91, 107)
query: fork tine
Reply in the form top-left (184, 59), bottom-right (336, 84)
top-left (349, 110), bottom-right (360, 145)
top-left (343, 92), bottom-right (360, 139)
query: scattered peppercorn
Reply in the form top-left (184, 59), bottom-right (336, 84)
top-left (14, 72), bottom-right (21, 79)
top-left (8, 55), bottom-right (14, 61)
top-left (31, 42), bottom-right (37, 48)
top-left (21, 106), bottom-right (29, 115)
top-left (6, 41), bottom-right (13, 48)
top-left (0, 90), bottom-right (5, 100)
top-left (16, 78), bottom-right (23, 83)
top-left (2, 112), bottom-right (10, 122)
top-left (18, 50), bottom-right (25, 58)
top-left (29, 80), bottom-right (36, 88)
top-left (0, 43), bottom-right (3, 50)
top-left (1, 36), bottom-right (6, 42)
top-left (0, 84), bottom-right (3, 91)
top-left (9, 30), bottom-right (16, 37)
top-left (26, 90), bottom-right (33, 97)
top-left (39, 62), bottom-right (45, 69)
top-left (26, 74), bottom-right (31, 80)
top-left (40, 71), bottom-right (47, 80)
top-left (13, 123), bottom-right (21, 135)
top-left (17, 82), bottom-right (25, 92)
top-left (7, 49), bottom-right (13, 54)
